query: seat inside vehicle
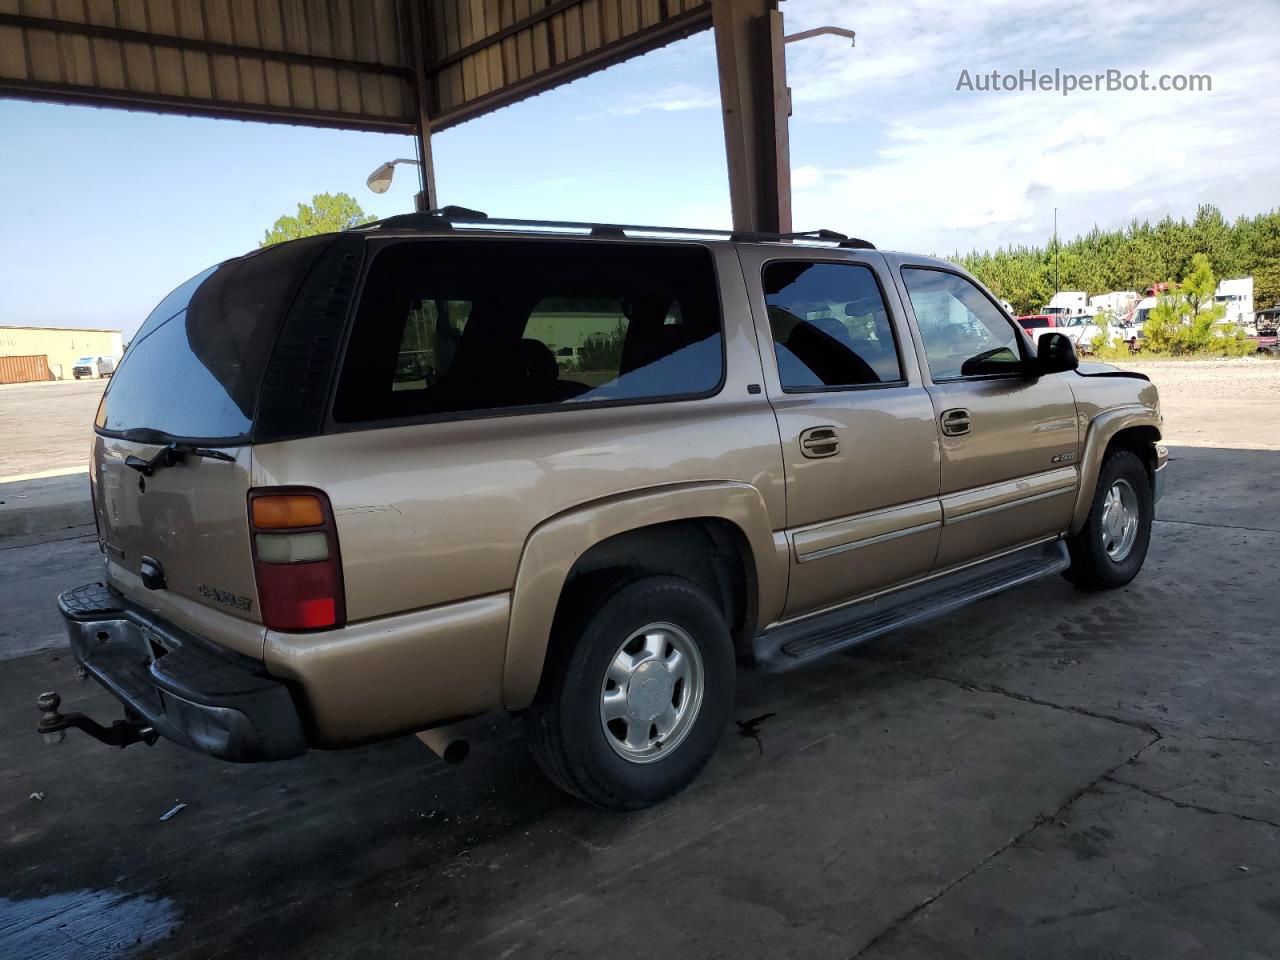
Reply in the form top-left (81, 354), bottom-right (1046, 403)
top-left (333, 239), bottom-right (723, 424)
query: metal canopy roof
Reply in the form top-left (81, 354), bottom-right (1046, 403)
top-left (0, 0), bottom-right (711, 133)
top-left (1, 1), bottom-right (807, 234)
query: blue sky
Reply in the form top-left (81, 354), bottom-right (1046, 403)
top-left (2, 0), bottom-right (1278, 337)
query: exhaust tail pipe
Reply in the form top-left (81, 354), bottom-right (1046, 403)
top-left (415, 723), bottom-right (471, 764)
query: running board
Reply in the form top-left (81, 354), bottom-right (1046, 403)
top-left (753, 540), bottom-right (1070, 671)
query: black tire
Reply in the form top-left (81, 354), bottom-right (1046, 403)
top-left (523, 574), bottom-right (736, 810)
top-left (1064, 448), bottom-right (1153, 590)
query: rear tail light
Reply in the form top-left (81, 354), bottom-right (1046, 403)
top-left (248, 488), bottom-right (345, 631)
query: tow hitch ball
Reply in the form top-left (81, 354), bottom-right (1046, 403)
top-left (36, 691), bottom-right (159, 749)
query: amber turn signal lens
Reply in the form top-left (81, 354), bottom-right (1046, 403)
top-left (251, 494), bottom-right (325, 529)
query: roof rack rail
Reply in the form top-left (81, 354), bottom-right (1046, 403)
top-left (356, 207), bottom-right (874, 249)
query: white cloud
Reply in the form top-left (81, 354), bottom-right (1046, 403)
top-left (791, 165), bottom-right (824, 190)
top-left (609, 82), bottom-right (720, 115)
top-left (780, 0), bottom-right (1280, 252)
top-left (1041, 111), bottom-right (1117, 150)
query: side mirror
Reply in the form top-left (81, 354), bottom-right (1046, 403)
top-left (1035, 331), bottom-right (1079, 375)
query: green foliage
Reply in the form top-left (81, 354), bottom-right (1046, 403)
top-left (1182, 250), bottom-right (1217, 315)
top-left (1094, 342), bottom-right (1135, 362)
top-left (1240, 212), bottom-right (1280, 311)
top-left (955, 204), bottom-right (1280, 317)
top-left (260, 193), bottom-right (376, 247)
top-left (1089, 313), bottom-right (1112, 355)
top-left (1141, 253), bottom-right (1252, 357)
top-left (578, 319), bottom-right (627, 372)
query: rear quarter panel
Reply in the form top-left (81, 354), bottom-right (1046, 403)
top-left (252, 242), bottom-right (784, 621)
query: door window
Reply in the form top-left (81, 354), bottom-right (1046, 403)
top-left (762, 261), bottom-right (903, 389)
top-left (901, 269), bottom-right (1024, 381)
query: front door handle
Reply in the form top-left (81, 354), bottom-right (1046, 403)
top-left (799, 426), bottom-right (840, 459)
top-left (940, 408), bottom-right (971, 436)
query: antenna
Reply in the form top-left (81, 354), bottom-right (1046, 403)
top-left (1054, 207), bottom-right (1060, 296)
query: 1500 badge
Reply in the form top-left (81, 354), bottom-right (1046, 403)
top-left (1051, 450), bottom-right (1077, 464)
top-left (197, 584), bottom-right (254, 611)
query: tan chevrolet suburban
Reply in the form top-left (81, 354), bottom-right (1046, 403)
top-left (39, 210), bottom-right (1166, 809)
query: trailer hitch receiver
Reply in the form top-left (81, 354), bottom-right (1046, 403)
top-left (37, 691), bottom-right (159, 749)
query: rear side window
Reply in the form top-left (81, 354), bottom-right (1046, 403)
top-left (333, 240), bottom-right (723, 423)
top-left (763, 261), bottom-right (902, 389)
top-left (96, 237), bottom-right (330, 442)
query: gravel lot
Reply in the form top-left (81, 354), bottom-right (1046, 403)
top-left (1120, 357), bottom-right (1280, 449)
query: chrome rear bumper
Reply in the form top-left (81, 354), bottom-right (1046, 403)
top-left (56, 583), bottom-right (308, 762)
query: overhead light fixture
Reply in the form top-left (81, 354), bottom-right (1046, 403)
top-left (366, 158), bottom-right (419, 194)
top-left (784, 26), bottom-right (855, 46)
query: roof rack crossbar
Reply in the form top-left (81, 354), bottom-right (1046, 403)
top-left (358, 209), bottom-right (873, 248)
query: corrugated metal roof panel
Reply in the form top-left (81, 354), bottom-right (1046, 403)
top-left (0, 0), bottom-right (415, 131)
top-left (427, 0), bottom-right (711, 129)
top-left (0, 0), bottom-right (711, 132)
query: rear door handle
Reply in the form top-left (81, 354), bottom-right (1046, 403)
top-left (799, 426), bottom-right (840, 458)
top-left (940, 408), bottom-right (971, 436)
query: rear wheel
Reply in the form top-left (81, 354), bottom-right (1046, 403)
top-left (1065, 449), bottom-right (1153, 590)
top-left (523, 574), bottom-right (735, 810)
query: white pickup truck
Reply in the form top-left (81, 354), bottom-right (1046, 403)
top-left (1022, 315), bottom-right (1141, 355)
top-left (72, 355), bottom-right (119, 379)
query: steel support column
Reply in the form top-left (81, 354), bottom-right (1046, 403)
top-left (711, 0), bottom-right (791, 234)
top-left (405, 0), bottom-right (439, 212)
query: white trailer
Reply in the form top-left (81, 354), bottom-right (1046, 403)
top-left (1215, 277), bottom-right (1254, 328)
top-left (1088, 291), bottom-right (1138, 321)
top-left (1042, 291), bottom-right (1089, 317)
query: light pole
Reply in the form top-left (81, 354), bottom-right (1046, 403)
top-left (1054, 207), bottom-right (1061, 296)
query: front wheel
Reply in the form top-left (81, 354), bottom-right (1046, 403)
top-left (1064, 449), bottom-right (1153, 590)
top-left (523, 575), bottom-right (736, 810)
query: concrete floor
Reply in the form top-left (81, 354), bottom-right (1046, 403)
top-left (0, 379), bottom-right (104, 536)
top-left (0, 380), bottom-right (102, 538)
top-left (2, 421), bottom-right (1279, 957)
top-left (0, 379), bottom-right (106, 480)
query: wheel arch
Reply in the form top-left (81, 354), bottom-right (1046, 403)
top-left (1069, 408), bottom-right (1162, 535)
top-left (501, 482), bottom-right (787, 710)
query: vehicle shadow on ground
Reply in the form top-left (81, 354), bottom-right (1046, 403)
top-left (2, 445), bottom-right (1277, 960)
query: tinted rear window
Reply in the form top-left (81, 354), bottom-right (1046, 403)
top-left (96, 237), bottom-right (329, 442)
top-left (333, 239), bottom-right (723, 423)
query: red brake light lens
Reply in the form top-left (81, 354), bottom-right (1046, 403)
top-left (248, 488), bottom-right (345, 632)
